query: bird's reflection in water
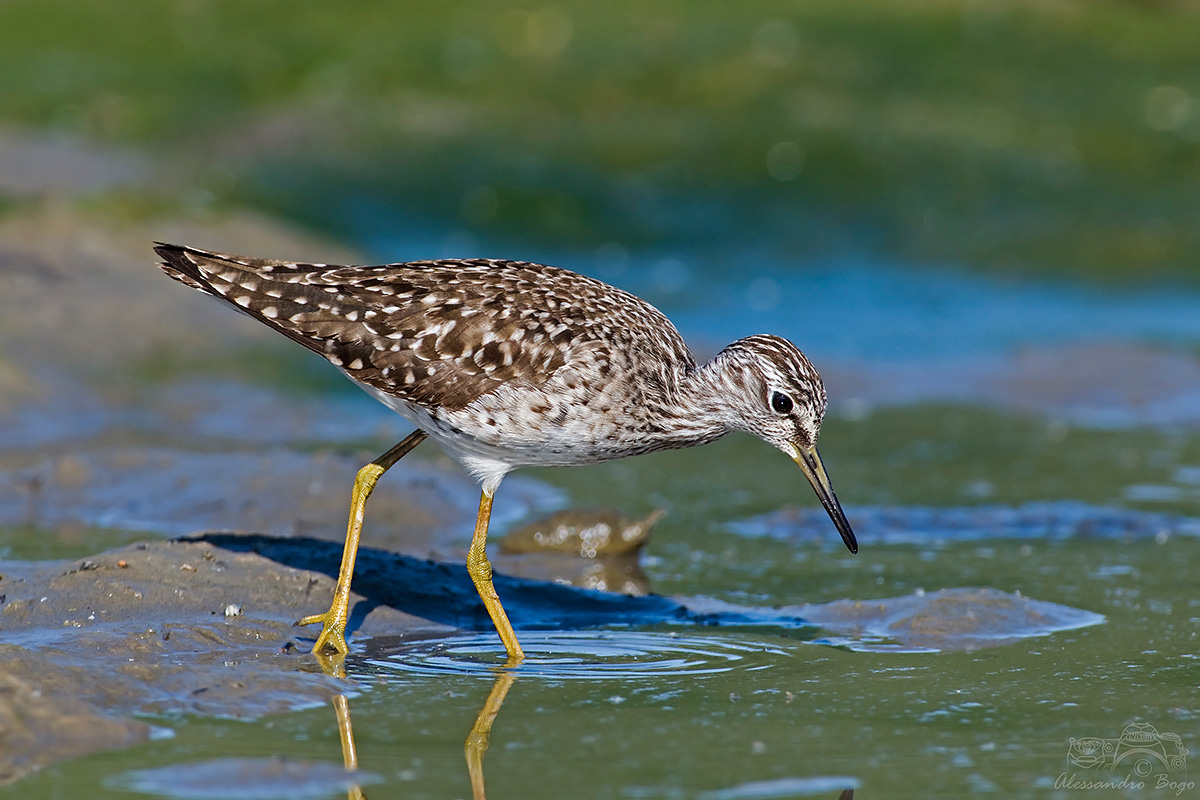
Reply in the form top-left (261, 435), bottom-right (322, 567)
top-left (317, 650), bottom-right (518, 800)
top-left (317, 651), bottom-right (854, 800)
top-left (464, 667), bottom-right (518, 800)
top-left (316, 652), bottom-right (369, 800)
top-left (331, 692), bottom-right (368, 800)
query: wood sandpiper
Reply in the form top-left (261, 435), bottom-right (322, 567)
top-left (156, 243), bottom-right (857, 661)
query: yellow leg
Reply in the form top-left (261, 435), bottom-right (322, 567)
top-left (466, 488), bottom-right (525, 661)
top-left (298, 430), bottom-right (427, 654)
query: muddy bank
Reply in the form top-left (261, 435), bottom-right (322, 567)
top-left (0, 671), bottom-right (151, 786)
top-left (0, 525), bottom-right (1107, 782)
top-left (0, 532), bottom-right (454, 784)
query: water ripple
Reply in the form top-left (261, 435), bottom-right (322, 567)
top-left (361, 630), bottom-right (789, 681)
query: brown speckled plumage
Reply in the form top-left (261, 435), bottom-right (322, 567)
top-left (156, 242), bottom-right (855, 543)
top-left (156, 241), bottom-right (858, 658)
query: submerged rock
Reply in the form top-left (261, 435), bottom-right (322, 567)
top-left (494, 551), bottom-right (651, 596)
top-left (798, 586), bottom-right (1106, 651)
top-left (500, 508), bottom-right (664, 557)
top-left (496, 508), bottom-right (664, 595)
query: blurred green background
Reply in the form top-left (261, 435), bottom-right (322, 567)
top-left (2, 0), bottom-right (1197, 280)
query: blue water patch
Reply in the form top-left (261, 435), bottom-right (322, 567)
top-left (670, 258), bottom-right (1200, 364)
top-left (731, 501), bottom-right (1200, 545)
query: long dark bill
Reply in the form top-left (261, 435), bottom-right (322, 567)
top-left (791, 444), bottom-right (858, 554)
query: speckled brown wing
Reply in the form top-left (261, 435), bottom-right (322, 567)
top-left (155, 243), bottom-right (686, 412)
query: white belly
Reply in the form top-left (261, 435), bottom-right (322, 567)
top-left (361, 384), bottom-right (637, 492)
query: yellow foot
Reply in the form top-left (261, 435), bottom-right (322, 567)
top-left (296, 610), bottom-right (350, 655)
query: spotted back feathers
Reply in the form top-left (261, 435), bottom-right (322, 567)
top-left (155, 243), bottom-right (694, 413)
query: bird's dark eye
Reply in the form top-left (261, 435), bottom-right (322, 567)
top-left (770, 391), bottom-right (794, 414)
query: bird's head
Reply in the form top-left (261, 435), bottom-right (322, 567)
top-left (716, 334), bottom-right (858, 554)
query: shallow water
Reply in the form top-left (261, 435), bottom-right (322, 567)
top-left (13, 528), bottom-right (1196, 798)
top-left (6, 239), bottom-right (1200, 796)
top-left (367, 630), bottom-right (793, 680)
top-left (4, 450), bottom-right (1198, 800)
